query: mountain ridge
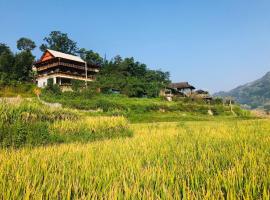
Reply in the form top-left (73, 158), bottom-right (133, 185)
top-left (214, 71), bottom-right (270, 109)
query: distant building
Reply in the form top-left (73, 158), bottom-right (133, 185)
top-left (168, 82), bottom-right (195, 94)
top-left (192, 89), bottom-right (212, 101)
top-left (162, 82), bottom-right (195, 96)
top-left (160, 82), bottom-right (196, 100)
top-left (33, 49), bottom-right (99, 89)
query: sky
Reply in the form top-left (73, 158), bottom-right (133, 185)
top-left (1, 0), bottom-right (270, 93)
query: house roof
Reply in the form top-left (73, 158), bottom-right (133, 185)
top-left (47, 49), bottom-right (85, 63)
top-left (168, 82), bottom-right (195, 90)
top-left (195, 89), bottom-right (209, 94)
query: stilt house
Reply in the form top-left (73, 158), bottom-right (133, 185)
top-left (34, 49), bottom-right (99, 88)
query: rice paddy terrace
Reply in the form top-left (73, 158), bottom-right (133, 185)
top-left (0, 116), bottom-right (269, 199)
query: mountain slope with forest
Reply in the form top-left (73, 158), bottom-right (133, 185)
top-left (214, 72), bottom-right (270, 109)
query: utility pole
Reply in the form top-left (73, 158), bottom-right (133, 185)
top-left (85, 61), bottom-right (87, 88)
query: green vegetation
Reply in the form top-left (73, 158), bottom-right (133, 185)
top-left (0, 83), bottom-right (35, 97)
top-left (97, 56), bottom-right (170, 97)
top-left (0, 120), bottom-right (269, 199)
top-left (1, 31), bottom-right (267, 199)
top-left (0, 39), bottom-right (36, 84)
top-left (40, 31), bottom-right (79, 55)
top-left (1, 30), bottom-right (170, 98)
top-left (0, 100), bottom-right (132, 148)
top-left (41, 91), bottom-right (251, 123)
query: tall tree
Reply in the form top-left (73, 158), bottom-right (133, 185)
top-left (0, 43), bottom-right (10, 55)
top-left (13, 51), bottom-right (35, 81)
top-left (17, 38), bottom-right (36, 51)
top-left (40, 31), bottom-right (78, 55)
top-left (0, 43), bottom-right (14, 75)
top-left (0, 42), bottom-right (35, 83)
top-left (78, 48), bottom-right (103, 66)
top-left (97, 56), bottom-right (170, 97)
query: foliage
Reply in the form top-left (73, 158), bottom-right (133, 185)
top-left (0, 44), bottom-right (14, 75)
top-left (0, 42), bottom-right (35, 83)
top-left (41, 92), bottom-right (250, 123)
top-left (70, 80), bottom-right (85, 92)
top-left (0, 100), bottom-right (132, 148)
top-left (263, 104), bottom-right (270, 114)
top-left (40, 31), bottom-right (79, 55)
top-left (0, 83), bottom-right (36, 97)
top-left (0, 120), bottom-right (269, 199)
top-left (0, 121), bottom-right (51, 148)
top-left (43, 78), bottom-right (61, 95)
top-left (13, 51), bottom-right (35, 81)
top-left (16, 37), bottom-right (36, 51)
top-left (78, 48), bottom-right (103, 66)
top-left (97, 56), bottom-right (170, 97)
top-left (0, 43), bottom-right (11, 55)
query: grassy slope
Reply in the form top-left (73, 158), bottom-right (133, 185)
top-left (0, 84), bottom-right (35, 98)
top-left (0, 100), bottom-right (132, 148)
top-left (41, 92), bottom-right (252, 123)
top-left (0, 119), bottom-right (269, 199)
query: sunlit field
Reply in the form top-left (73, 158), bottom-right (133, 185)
top-left (0, 119), bottom-right (269, 199)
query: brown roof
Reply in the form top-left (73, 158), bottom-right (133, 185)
top-left (195, 89), bottom-right (209, 94)
top-left (168, 82), bottom-right (195, 90)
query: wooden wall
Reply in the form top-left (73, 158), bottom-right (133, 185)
top-left (41, 51), bottom-right (54, 61)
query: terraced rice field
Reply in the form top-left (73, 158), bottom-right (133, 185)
top-left (0, 120), bottom-right (269, 199)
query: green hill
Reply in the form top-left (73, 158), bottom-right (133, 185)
top-left (214, 72), bottom-right (270, 109)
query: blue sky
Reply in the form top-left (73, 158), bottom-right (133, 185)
top-left (1, 0), bottom-right (270, 92)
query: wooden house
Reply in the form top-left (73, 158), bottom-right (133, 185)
top-left (33, 49), bottom-right (99, 89)
top-left (166, 82), bottom-right (195, 96)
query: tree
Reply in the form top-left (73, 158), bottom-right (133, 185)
top-left (17, 38), bottom-right (36, 51)
top-left (97, 56), bottom-right (170, 97)
top-left (13, 51), bottom-right (35, 81)
top-left (0, 42), bottom-right (35, 83)
top-left (0, 43), bottom-right (10, 55)
top-left (40, 31), bottom-right (78, 55)
top-left (78, 48), bottom-right (103, 66)
top-left (0, 44), bottom-right (14, 76)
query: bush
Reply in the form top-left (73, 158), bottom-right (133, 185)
top-left (43, 78), bottom-right (61, 95)
top-left (71, 80), bottom-right (85, 92)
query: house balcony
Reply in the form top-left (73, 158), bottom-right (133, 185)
top-left (37, 71), bottom-right (96, 82)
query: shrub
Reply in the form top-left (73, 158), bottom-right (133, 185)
top-left (43, 78), bottom-right (61, 95)
top-left (71, 80), bottom-right (85, 92)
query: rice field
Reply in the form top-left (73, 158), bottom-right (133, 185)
top-left (0, 100), bottom-right (132, 147)
top-left (0, 119), bottom-right (269, 199)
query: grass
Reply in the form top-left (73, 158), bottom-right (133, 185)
top-left (0, 99), bottom-right (132, 148)
top-left (0, 83), bottom-right (35, 97)
top-left (41, 92), bottom-right (251, 123)
top-left (0, 87), bottom-right (265, 199)
top-left (50, 116), bottom-right (132, 142)
top-left (0, 119), bottom-right (269, 199)
top-left (128, 111), bottom-right (255, 123)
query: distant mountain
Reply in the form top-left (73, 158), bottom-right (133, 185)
top-left (214, 72), bottom-right (270, 109)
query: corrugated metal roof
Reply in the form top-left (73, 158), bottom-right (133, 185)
top-left (47, 49), bottom-right (85, 63)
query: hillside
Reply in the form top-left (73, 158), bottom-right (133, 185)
top-left (214, 72), bottom-right (270, 109)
